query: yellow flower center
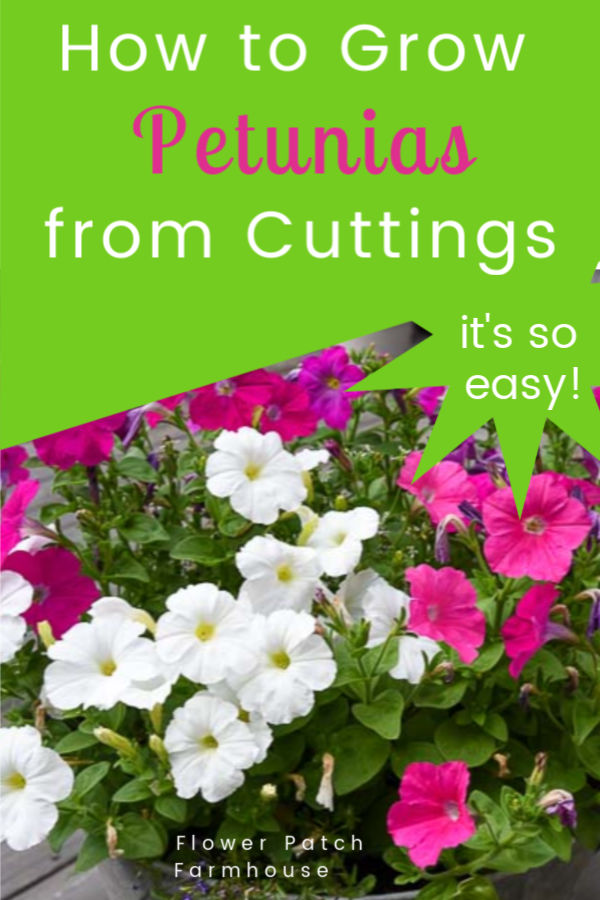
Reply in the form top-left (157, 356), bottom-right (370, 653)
top-left (524, 515), bottom-right (546, 535)
top-left (200, 734), bottom-right (219, 749)
top-left (276, 564), bottom-right (294, 583)
top-left (244, 462), bottom-right (262, 481)
top-left (5, 772), bottom-right (26, 790)
top-left (271, 650), bottom-right (291, 670)
top-left (238, 709), bottom-right (250, 723)
top-left (326, 377), bottom-right (341, 389)
top-left (334, 531), bottom-right (347, 545)
top-left (195, 622), bottom-right (216, 642)
top-left (100, 660), bottom-right (117, 676)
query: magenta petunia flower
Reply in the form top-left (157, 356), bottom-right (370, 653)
top-left (544, 471), bottom-right (600, 509)
top-left (501, 584), bottom-right (572, 678)
top-left (1, 446), bottom-right (30, 488)
top-left (4, 547), bottom-right (100, 638)
top-left (0, 480), bottom-right (40, 565)
top-left (258, 373), bottom-right (317, 441)
top-left (189, 370), bottom-right (273, 431)
top-left (33, 414), bottom-right (127, 469)
top-left (406, 564), bottom-right (485, 663)
top-left (297, 346), bottom-right (364, 430)
top-left (483, 474), bottom-right (591, 583)
top-left (387, 760), bottom-right (476, 868)
top-left (144, 393), bottom-right (188, 429)
top-left (415, 386), bottom-right (447, 420)
top-left (397, 451), bottom-right (478, 526)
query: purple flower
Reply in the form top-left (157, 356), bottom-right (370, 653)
top-left (324, 438), bottom-right (352, 471)
top-left (1, 446), bottom-right (30, 488)
top-left (581, 448), bottom-right (600, 480)
top-left (539, 790), bottom-right (577, 829)
top-left (297, 346), bottom-right (364, 430)
top-left (445, 436), bottom-right (477, 466)
top-left (586, 590), bottom-right (600, 637)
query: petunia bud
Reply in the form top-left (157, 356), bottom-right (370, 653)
top-left (149, 734), bottom-right (170, 767)
top-left (149, 704), bottom-right (163, 734)
top-left (519, 682), bottom-right (537, 710)
top-left (34, 701), bottom-right (46, 733)
top-left (260, 783), bottom-right (278, 802)
top-left (288, 773), bottom-right (307, 802)
top-left (334, 494), bottom-right (349, 511)
top-left (432, 661), bottom-right (455, 684)
top-left (324, 439), bottom-right (353, 472)
top-left (565, 666), bottom-right (579, 694)
top-left (458, 500), bottom-right (484, 527)
top-left (94, 727), bottom-right (137, 760)
top-left (577, 589), bottom-right (600, 637)
top-left (106, 819), bottom-right (123, 859)
top-left (393, 550), bottom-right (404, 565)
top-left (316, 753), bottom-right (335, 812)
top-left (538, 789), bottom-right (577, 828)
top-left (37, 620), bottom-right (55, 649)
top-left (529, 752), bottom-right (548, 785)
top-left (493, 753), bottom-right (510, 779)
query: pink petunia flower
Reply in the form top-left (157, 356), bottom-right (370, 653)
top-left (406, 564), bottom-right (485, 664)
top-left (145, 393), bottom-right (187, 428)
top-left (0, 480), bottom-right (40, 565)
top-left (501, 584), bottom-right (573, 678)
top-left (189, 370), bottom-right (273, 431)
top-left (3, 547), bottom-right (100, 638)
top-left (397, 451), bottom-right (478, 526)
top-left (543, 471), bottom-right (600, 509)
top-left (1, 446), bottom-right (30, 487)
top-left (33, 413), bottom-right (127, 469)
top-left (387, 760), bottom-right (476, 868)
top-left (415, 386), bottom-right (447, 420)
top-left (483, 474), bottom-right (591, 583)
top-left (259, 373), bottom-right (317, 441)
top-left (297, 346), bottom-right (364, 430)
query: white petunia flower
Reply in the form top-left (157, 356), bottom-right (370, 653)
top-left (206, 428), bottom-right (306, 525)
top-left (155, 584), bottom-right (256, 684)
top-left (236, 610), bottom-right (336, 725)
top-left (208, 682), bottom-right (273, 763)
top-left (164, 694), bottom-right (261, 802)
top-left (363, 580), bottom-right (440, 684)
top-left (0, 726), bottom-right (74, 851)
top-left (305, 507), bottom-right (379, 576)
top-left (44, 619), bottom-right (161, 710)
top-left (335, 568), bottom-right (385, 623)
top-left (0, 571), bottom-right (33, 663)
top-left (295, 449), bottom-right (329, 471)
top-left (89, 596), bottom-right (156, 634)
top-left (236, 536), bottom-right (322, 614)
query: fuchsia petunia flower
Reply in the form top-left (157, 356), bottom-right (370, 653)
top-left (33, 413), bottom-right (127, 469)
top-left (258, 373), bottom-right (317, 441)
top-left (297, 346), bottom-right (364, 430)
top-left (543, 471), bottom-right (600, 509)
top-left (1, 446), bottom-right (30, 487)
top-left (483, 473), bottom-right (591, 583)
top-left (406, 564), bottom-right (485, 663)
top-left (145, 393), bottom-right (187, 428)
top-left (189, 370), bottom-right (273, 431)
top-left (397, 451), bottom-right (478, 526)
top-left (387, 761), bottom-right (476, 868)
top-left (415, 386), bottom-right (447, 420)
top-left (0, 480), bottom-right (40, 565)
top-left (501, 584), bottom-right (573, 678)
top-left (3, 547), bottom-right (100, 638)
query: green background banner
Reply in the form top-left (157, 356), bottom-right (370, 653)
top-left (2, 1), bottom-right (599, 505)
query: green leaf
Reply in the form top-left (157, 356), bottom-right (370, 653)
top-left (216, 817), bottom-right (256, 843)
top-left (55, 730), bottom-right (99, 753)
top-left (116, 454), bottom-right (158, 482)
top-left (117, 813), bottom-right (167, 859)
top-left (119, 514), bottom-right (169, 544)
top-left (113, 779), bottom-right (154, 803)
top-left (417, 879), bottom-right (458, 899)
top-left (391, 741), bottom-right (443, 777)
top-left (74, 761), bottom-right (110, 797)
top-left (576, 736), bottom-right (600, 778)
top-left (414, 678), bottom-right (467, 709)
top-left (362, 638), bottom-right (401, 676)
top-left (107, 556), bottom-right (149, 583)
top-left (572, 697), bottom-right (600, 746)
top-left (331, 724), bottom-right (389, 795)
top-left (470, 642), bottom-right (504, 673)
top-left (458, 876), bottom-right (499, 899)
top-left (155, 794), bottom-right (188, 823)
top-left (435, 718), bottom-right (496, 766)
top-left (482, 712), bottom-right (508, 742)
top-left (539, 821), bottom-right (573, 861)
top-left (491, 836), bottom-right (555, 873)
top-left (40, 502), bottom-right (75, 524)
top-left (47, 812), bottom-right (79, 853)
top-left (75, 833), bottom-right (109, 872)
top-left (170, 534), bottom-right (231, 565)
top-left (352, 689), bottom-right (404, 739)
